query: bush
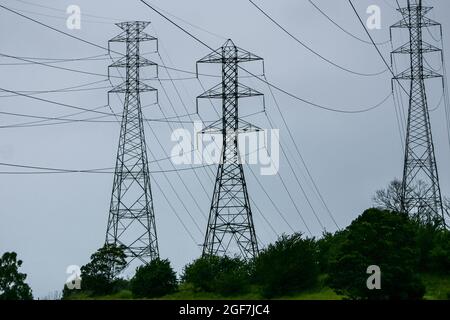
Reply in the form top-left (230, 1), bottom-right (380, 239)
top-left (182, 256), bottom-right (250, 296)
top-left (328, 208), bottom-right (425, 300)
top-left (251, 233), bottom-right (319, 298)
top-left (131, 259), bottom-right (177, 298)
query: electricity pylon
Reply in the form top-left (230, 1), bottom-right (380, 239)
top-left (105, 21), bottom-right (159, 264)
top-left (391, 1), bottom-right (446, 227)
top-left (196, 39), bottom-right (265, 259)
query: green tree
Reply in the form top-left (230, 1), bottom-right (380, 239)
top-left (0, 252), bottom-right (33, 300)
top-left (316, 231), bottom-right (346, 274)
top-left (251, 233), bottom-right (319, 298)
top-left (428, 229), bottom-right (450, 275)
top-left (79, 243), bottom-right (127, 296)
top-left (414, 222), bottom-right (440, 273)
top-left (182, 255), bottom-right (250, 296)
top-left (131, 258), bottom-right (177, 298)
top-left (328, 208), bottom-right (425, 300)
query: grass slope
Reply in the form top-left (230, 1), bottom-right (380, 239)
top-left (64, 274), bottom-right (450, 300)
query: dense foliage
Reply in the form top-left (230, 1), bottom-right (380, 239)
top-left (252, 234), bottom-right (319, 298)
top-left (327, 209), bottom-right (425, 300)
top-left (131, 259), bottom-right (177, 298)
top-left (76, 243), bottom-right (127, 296)
top-left (0, 252), bottom-right (33, 300)
top-left (52, 181), bottom-right (450, 300)
top-left (182, 255), bottom-right (251, 296)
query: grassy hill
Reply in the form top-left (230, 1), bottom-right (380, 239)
top-left (63, 274), bottom-right (450, 300)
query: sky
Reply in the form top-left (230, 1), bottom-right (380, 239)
top-left (1, 0), bottom-right (450, 299)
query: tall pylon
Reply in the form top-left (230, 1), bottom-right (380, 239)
top-left (105, 21), bottom-right (159, 264)
top-left (391, 1), bottom-right (446, 227)
top-left (196, 39), bottom-right (265, 259)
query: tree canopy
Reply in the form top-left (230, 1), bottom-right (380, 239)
top-left (0, 252), bottom-right (33, 300)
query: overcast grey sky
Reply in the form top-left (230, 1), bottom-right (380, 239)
top-left (1, 0), bottom-right (450, 298)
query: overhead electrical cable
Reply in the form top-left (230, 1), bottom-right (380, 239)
top-left (308, 0), bottom-right (390, 46)
top-left (248, 0), bottom-right (388, 77)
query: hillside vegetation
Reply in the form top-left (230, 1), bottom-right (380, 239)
top-left (63, 208), bottom-right (450, 301)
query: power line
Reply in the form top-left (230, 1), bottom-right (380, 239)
top-left (248, 0), bottom-right (388, 77)
top-left (308, 0), bottom-right (390, 46)
top-left (390, 36), bottom-right (406, 151)
top-left (0, 86), bottom-right (116, 116)
top-left (1, 2), bottom-right (394, 114)
top-left (429, 92), bottom-right (444, 112)
top-left (0, 51), bottom-right (224, 77)
top-left (245, 69), bottom-right (393, 114)
top-left (263, 75), bottom-right (340, 230)
top-left (0, 4), bottom-right (119, 55)
top-left (13, 0), bottom-right (124, 21)
top-left (151, 177), bottom-right (201, 248)
top-left (0, 53), bottom-right (110, 65)
top-left (0, 86), bottom-right (187, 125)
top-left (0, 2), bottom-right (214, 81)
top-left (263, 112), bottom-right (325, 231)
top-left (139, 0), bottom-right (395, 234)
top-left (247, 165), bottom-right (296, 234)
top-left (5, 0), bottom-right (390, 116)
top-left (347, 0), bottom-right (410, 97)
top-left (3, 5), bottom-right (114, 25)
top-left (139, 1), bottom-right (214, 50)
top-left (0, 79), bottom-right (109, 97)
top-left (0, 161), bottom-right (215, 175)
top-left (140, 0), bottom-right (394, 114)
top-left (0, 106), bottom-right (202, 127)
top-left (0, 85), bottom-right (190, 123)
top-left (144, 2), bottom-right (226, 41)
top-left (143, 4), bottom-right (317, 238)
top-left (0, 52), bottom-right (197, 81)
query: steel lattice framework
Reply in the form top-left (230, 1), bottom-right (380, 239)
top-left (391, 1), bottom-right (447, 227)
top-left (105, 21), bottom-right (159, 264)
top-left (196, 39), bottom-right (265, 259)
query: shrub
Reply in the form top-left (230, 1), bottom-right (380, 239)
top-left (251, 233), bottom-right (319, 298)
top-left (182, 256), bottom-right (250, 296)
top-left (131, 259), bottom-right (177, 298)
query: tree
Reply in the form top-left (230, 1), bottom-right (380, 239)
top-left (251, 233), bottom-right (318, 298)
top-left (316, 231), bottom-right (346, 274)
top-left (415, 225), bottom-right (450, 275)
top-left (0, 252), bottom-right (33, 300)
top-left (79, 244), bottom-right (127, 296)
top-left (130, 259), bottom-right (177, 298)
top-left (429, 230), bottom-right (450, 274)
top-left (373, 179), bottom-right (444, 226)
top-left (328, 209), bottom-right (425, 300)
top-left (182, 255), bottom-right (250, 296)
top-left (373, 179), bottom-right (403, 212)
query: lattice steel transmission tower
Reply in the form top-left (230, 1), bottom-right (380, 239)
top-left (391, 1), bottom-right (446, 227)
top-left (105, 21), bottom-right (159, 264)
top-left (196, 39), bottom-right (265, 259)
